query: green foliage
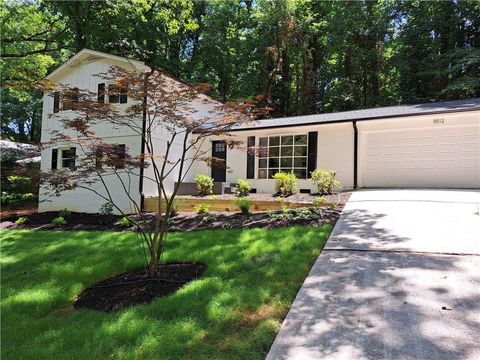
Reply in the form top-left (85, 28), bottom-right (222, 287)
top-left (273, 172), bottom-right (297, 197)
top-left (194, 203), bottom-right (210, 214)
top-left (235, 179), bottom-right (251, 197)
top-left (312, 196), bottom-right (326, 208)
top-left (234, 197), bottom-right (251, 215)
top-left (311, 169), bottom-right (340, 195)
top-left (1, 192), bottom-right (35, 205)
top-left (15, 216), bottom-right (28, 225)
top-left (58, 208), bottom-right (71, 218)
top-left (194, 174), bottom-right (213, 196)
top-left (170, 197), bottom-right (184, 216)
top-left (99, 202), bottom-right (114, 216)
top-left (51, 216), bottom-right (67, 227)
top-left (118, 217), bottom-right (132, 227)
top-left (1, 226), bottom-right (331, 359)
top-left (6, 176), bottom-right (31, 193)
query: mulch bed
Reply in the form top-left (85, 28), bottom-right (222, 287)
top-left (1, 206), bottom-right (343, 232)
top-left (74, 262), bottom-right (206, 312)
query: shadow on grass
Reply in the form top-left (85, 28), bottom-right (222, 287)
top-left (1, 225), bottom-right (331, 360)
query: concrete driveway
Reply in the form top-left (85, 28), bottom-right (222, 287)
top-left (267, 190), bottom-right (480, 360)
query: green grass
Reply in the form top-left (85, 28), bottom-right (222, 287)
top-left (1, 226), bottom-right (331, 359)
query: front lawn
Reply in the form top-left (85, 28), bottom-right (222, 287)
top-left (1, 226), bottom-right (331, 359)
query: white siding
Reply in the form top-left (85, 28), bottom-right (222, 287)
top-left (39, 57), bottom-right (143, 213)
top-left (188, 122), bottom-right (355, 193)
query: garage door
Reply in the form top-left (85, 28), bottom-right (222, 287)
top-left (362, 125), bottom-right (480, 188)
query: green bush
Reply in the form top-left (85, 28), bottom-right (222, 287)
top-left (99, 202), bottom-right (114, 216)
top-left (1, 192), bottom-right (35, 205)
top-left (194, 174), bottom-right (214, 196)
top-left (194, 203), bottom-right (210, 214)
top-left (59, 208), bottom-right (71, 218)
top-left (52, 216), bottom-right (67, 227)
top-left (312, 196), bottom-right (326, 207)
top-left (234, 197), bottom-right (251, 215)
top-left (170, 197), bottom-right (184, 216)
top-left (7, 176), bottom-right (31, 193)
top-left (273, 171), bottom-right (297, 197)
top-left (15, 216), bottom-right (28, 225)
top-left (118, 216), bottom-right (133, 227)
top-left (235, 179), bottom-right (251, 197)
top-left (311, 169), bottom-right (340, 195)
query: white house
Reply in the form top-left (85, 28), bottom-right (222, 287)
top-left (39, 49), bottom-right (480, 214)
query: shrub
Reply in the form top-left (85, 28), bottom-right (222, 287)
top-left (235, 179), bottom-right (251, 197)
top-left (118, 216), bottom-right (132, 227)
top-left (312, 196), bottom-right (326, 207)
top-left (15, 216), bottom-right (28, 225)
top-left (52, 216), bottom-right (67, 227)
top-left (311, 169), bottom-right (340, 195)
top-left (234, 197), bottom-right (251, 215)
top-left (7, 176), bottom-right (31, 193)
top-left (194, 203), bottom-right (210, 214)
top-left (59, 208), bottom-right (71, 218)
top-left (273, 172), bottom-right (297, 197)
top-left (1, 192), bottom-right (35, 205)
top-left (194, 174), bottom-right (214, 196)
top-left (99, 202), bottom-right (114, 216)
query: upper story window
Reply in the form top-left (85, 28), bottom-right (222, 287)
top-left (95, 144), bottom-right (126, 170)
top-left (107, 83), bottom-right (127, 104)
top-left (52, 88), bottom-right (79, 112)
top-left (258, 135), bottom-right (308, 179)
top-left (61, 147), bottom-right (76, 171)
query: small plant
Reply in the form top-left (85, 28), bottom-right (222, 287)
top-left (59, 208), bottom-right (71, 218)
top-left (194, 203), bottom-right (210, 214)
top-left (118, 216), bottom-right (133, 227)
top-left (234, 197), bottom-right (251, 215)
top-left (15, 216), bottom-right (28, 225)
top-left (99, 202), bottom-right (114, 216)
top-left (170, 197), bottom-right (184, 216)
top-left (52, 216), bottom-right (67, 227)
top-left (222, 223), bottom-right (233, 229)
top-left (273, 171), bottom-right (297, 197)
top-left (311, 169), bottom-right (340, 195)
top-left (201, 214), bottom-right (214, 223)
top-left (312, 196), bottom-right (326, 207)
top-left (235, 179), bottom-right (251, 197)
top-left (194, 174), bottom-right (214, 196)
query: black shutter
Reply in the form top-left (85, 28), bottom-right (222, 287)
top-left (51, 149), bottom-right (58, 169)
top-left (97, 83), bottom-right (105, 103)
top-left (246, 136), bottom-right (255, 179)
top-left (115, 144), bottom-right (126, 169)
top-left (307, 132), bottom-right (318, 178)
top-left (69, 147), bottom-right (76, 171)
top-left (53, 92), bottom-right (60, 113)
top-left (95, 148), bottom-right (103, 170)
top-left (119, 87), bottom-right (127, 104)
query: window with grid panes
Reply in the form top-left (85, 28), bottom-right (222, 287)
top-left (258, 135), bottom-right (308, 179)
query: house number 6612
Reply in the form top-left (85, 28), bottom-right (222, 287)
top-left (433, 118), bottom-right (445, 124)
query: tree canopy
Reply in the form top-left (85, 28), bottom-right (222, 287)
top-left (2, 0), bottom-right (479, 143)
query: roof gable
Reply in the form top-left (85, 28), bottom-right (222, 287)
top-left (46, 49), bottom-right (150, 81)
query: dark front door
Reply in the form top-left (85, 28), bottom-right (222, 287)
top-left (211, 141), bottom-right (227, 182)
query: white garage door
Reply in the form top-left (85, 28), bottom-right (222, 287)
top-left (362, 124), bottom-right (480, 188)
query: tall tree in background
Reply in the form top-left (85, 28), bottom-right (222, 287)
top-left (2, 0), bottom-right (480, 143)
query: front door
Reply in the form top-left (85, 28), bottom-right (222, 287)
top-left (211, 141), bottom-right (227, 182)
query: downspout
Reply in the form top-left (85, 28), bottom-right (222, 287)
top-left (352, 121), bottom-right (358, 189)
top-left (139, 73), bottom-right (148, 211)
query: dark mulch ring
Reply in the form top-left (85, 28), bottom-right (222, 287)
top-left (74, 262), bottom-right (206, 312)
top-left (1, 206), bottom-right (343, 232)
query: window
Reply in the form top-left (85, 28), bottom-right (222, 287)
top-left (62, 88), bottom-right (79, 110)
top-left (95, 144), bottom-right (126, 169)
top-left (61, 148), bottom-right (76, 170)
top-left (258, 134), bottom-right (308, 179)
top-left (108, 84), bottom-right (127, 104)
top-left (115, 144), bottom-right (126, 169)
top-left (97, 83), bottom-right (105, 103)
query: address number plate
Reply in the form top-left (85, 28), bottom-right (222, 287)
top-left (433, 118), bottom-right (445, 124)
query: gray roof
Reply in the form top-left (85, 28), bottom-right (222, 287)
top-left (232, 97), bottom-right (480, 131)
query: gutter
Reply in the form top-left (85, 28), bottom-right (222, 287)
top-left (352, 121), bottom-right (358, 189)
